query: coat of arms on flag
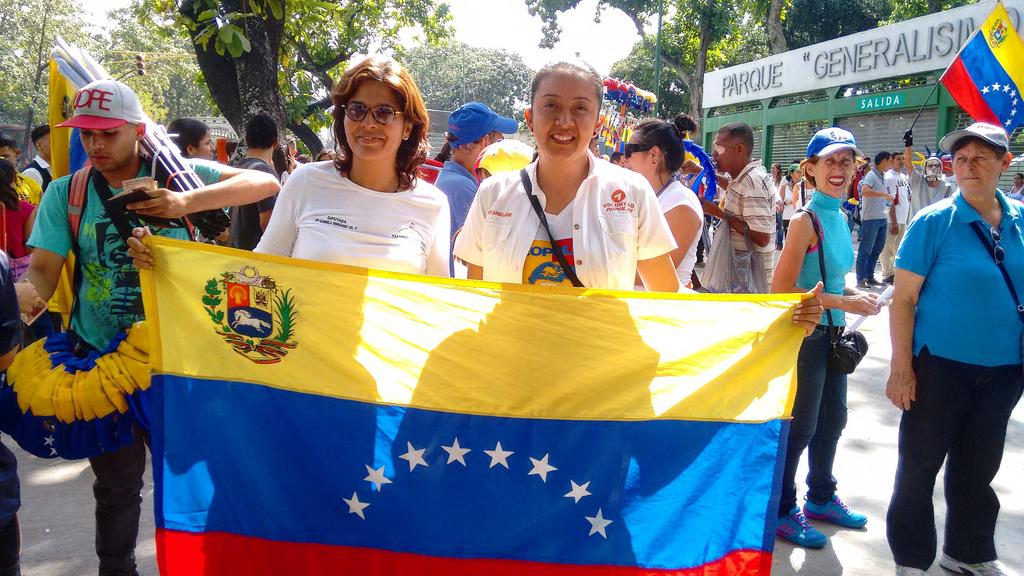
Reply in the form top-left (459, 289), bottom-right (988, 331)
top-left (202, 265), bottom-right (297, 364)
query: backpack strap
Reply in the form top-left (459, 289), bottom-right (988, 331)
top-left (68, 167), bottom-right (91, 244)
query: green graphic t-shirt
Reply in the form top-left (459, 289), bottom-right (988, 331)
top-left (28, 160), bottom-right (222, 349)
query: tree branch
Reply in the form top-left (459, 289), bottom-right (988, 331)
top-left (302, 95), bottom-right (333, 119)
top-left (660, 52), bottom-right (693, 91)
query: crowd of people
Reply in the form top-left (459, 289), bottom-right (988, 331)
top-left (0, 51), bottom-right (1019, 576)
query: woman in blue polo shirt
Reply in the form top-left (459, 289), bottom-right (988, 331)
top-left (886, 123), bottom-right (1024, 576)
top-left (771, 128), bottom-right (882, 549)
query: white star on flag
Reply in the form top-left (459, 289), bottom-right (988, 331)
top-left (43, 435), bottom-right (54, 446)
top-left (585, 508), bottom-right (613, 539)
top-left (399, 441), bottom-right (429, 472)
top-left (343, 492), bottom-right (370, 520)
top-left (1004, 85), bottom-right (1012, 93)
top-left (564, 480), bottom-right (592, 503)
top-left (994, 83), bottom-right (1003, 91)
top-left (1012, 89), bottom-right (1018, 98)
top-left (983, 86), bottom-right (991, 94)
top-left (1012, 109), bottom-right (1018, 117)
top-left (363, 465), bottom-right (392, 490)
top-left (528, 454), bottom-right (558, 482)
top-left (1006, 119), bottom-right (1013, 127)
top-left (484, 441), bottom-right (514, 469)
top-left (441, 438), bottom-right (471, 466)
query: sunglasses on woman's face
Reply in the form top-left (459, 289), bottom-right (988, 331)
top-left (624, 142), bottom-right (653, 159)
top-left (342, 102), bottom-right (403, 125)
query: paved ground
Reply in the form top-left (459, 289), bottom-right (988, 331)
top-left (9, 272), bottom-right (1024, 575)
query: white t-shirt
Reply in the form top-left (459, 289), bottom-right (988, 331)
top-left (657, 181), bottom-right (702, 285)
top-left (454, 155), bottom-right (676, 290)
top-left (255, 161), bottom-right (451, 277)
top-left (885, 168), bottom-right (912, 224)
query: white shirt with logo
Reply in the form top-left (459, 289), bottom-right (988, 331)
top-left (454, 156), bottom-right (676, 290)
top-left (255, 161), bottom-right (451, 277)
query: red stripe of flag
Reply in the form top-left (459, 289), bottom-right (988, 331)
top-left (941, 55), bottom-right (1001, 126)
top-left (156, 529), bottom-right (773, 575)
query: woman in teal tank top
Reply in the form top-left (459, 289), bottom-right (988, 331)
top-left (770, 128), bottom-right (883, 549)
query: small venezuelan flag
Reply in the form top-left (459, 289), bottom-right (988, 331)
top-left (941, 1), bottom-right (1024, 133)
top-left (141, 237), bottom-right (806, 576)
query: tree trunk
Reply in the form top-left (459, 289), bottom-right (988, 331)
top-left (182, 0), bottom-right (287, 146)
top-left (287, 122), bottom-right (324, 156)
top-left (690, 11), bottom-right (713, 121)
top-left (22, 0), bottom-right (52, 159)
top-left (766, 0), bottom-right (788, 54)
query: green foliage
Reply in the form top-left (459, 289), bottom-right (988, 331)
top-left (402, 42), bottom-right (534, 116)
top-left (609, 37), bottom-right (689, 117)
top-left (882, 0), bottom-right (971, 24)
top-left (273, 289), bottom-right (296, 343)
top-left (0, 0), bottom-right (103, 129)
top-left (106, 3), bottom-right (218, 123)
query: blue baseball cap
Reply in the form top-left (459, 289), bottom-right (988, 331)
top-left (806, 127), bottom-right (862, 159)
top-left (447, 102), bottom-right (518, 148)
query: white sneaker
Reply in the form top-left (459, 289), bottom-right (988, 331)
top-left (940, 554), bottom-right (1019, 576)
top-left (896, 566), bottom-right (927, 575)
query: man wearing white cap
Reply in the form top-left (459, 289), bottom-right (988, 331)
top-left (17, 79), bottom-right (279, 576)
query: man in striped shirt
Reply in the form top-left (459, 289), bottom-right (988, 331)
top-left (702, 122), bottom-right (778, 288)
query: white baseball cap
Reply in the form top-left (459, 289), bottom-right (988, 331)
top-left (939, 122), bottom-right (1010, 154)
top-left (58, 79), bottom-right (145, 130)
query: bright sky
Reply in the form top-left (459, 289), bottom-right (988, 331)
top-left (85, 0), bottom-right (651, 75)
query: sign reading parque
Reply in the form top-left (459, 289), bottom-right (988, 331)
top-left (702, 0), bottom-right (1024, 109)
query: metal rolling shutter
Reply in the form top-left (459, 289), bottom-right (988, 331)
top-left (836, 109), bottom-right (937, 159)
top-left (951, 110), bottom-right (1024, 191)
top-left (770, 120), bottom-right (828, 167)
top-left (751, 128), bottom-right (763, 163)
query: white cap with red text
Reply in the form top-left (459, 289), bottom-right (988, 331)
top-left (57, 79), bottom-right (146, 130)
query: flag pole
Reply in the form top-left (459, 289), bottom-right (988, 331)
top-left (906, 80), bottom-right (942, 132)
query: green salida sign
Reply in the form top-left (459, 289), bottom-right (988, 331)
top-left (857, 93), bottom-right (905, 111)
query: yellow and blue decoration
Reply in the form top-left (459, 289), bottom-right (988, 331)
top-left (0, 323), bottom-right (150, 460)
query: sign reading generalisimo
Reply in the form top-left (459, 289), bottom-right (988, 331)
top-left (703, 0), bottom-right (1024, 109)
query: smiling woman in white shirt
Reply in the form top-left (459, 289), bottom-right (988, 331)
top-left (253, 56), bottom-right (451, 276)
top-left (128, 57), bottom-right (451, 277)
top-left (454, 61), bottom-right (680, 292)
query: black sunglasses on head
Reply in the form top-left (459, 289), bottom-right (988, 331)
top-left (342, 101), bottom-right (403, 125)
top-left (624, 142), bottom-right (653, 158)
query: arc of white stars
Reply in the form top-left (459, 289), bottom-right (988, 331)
top-left (441, 438), bottom-right (471, 466)
top-left (343, 492), bottom-right (370, 520)
top-left (364, 464), bottom-right (392, 490)
top-left (564, 480), bottom-right (592, 503)
top-left (484, 441), bottom-right (513, 469)
top-left (585, 508), bottom-right (613, 539)
top-left (528, 454), bottom-right (558, 482)
top-left (399, 441), bottom-right (429, 472)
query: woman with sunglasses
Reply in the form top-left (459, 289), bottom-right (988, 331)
top-left (453, 61), bottom-right (679, 292)
top-left (251, 57), bottom-right (450, 275)
top-left (771, 128), bottom-right (879, 550)
top-left (623, 119), bottom-right (703, 289)
top-left (129, 57), bottom-right (449, 277)
top-left (886, 123), bottom-right (1024, 576)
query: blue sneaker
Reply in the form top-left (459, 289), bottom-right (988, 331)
top-left (804, 495), bottom-right (868, 529)
top-left (776, 507), bottom-right (827, 548)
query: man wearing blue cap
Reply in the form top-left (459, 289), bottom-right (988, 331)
top-left (435, 102), bottom-right (518, 274)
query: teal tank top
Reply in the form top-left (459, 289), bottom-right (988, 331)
top-left (796, 192), bottom-right (855, 326)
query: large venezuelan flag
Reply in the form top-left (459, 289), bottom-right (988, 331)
top-left (941, 1), bottom-right (1024, 133)
top-left (140, 237), bottom-right (806, 575)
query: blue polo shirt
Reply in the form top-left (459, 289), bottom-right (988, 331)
top-left (896, 191), bottom-right (1024, 366)
top-left (434, 160), bottom-right (479, 274)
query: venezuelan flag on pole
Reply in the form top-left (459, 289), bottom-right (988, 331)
top-left (940, 1), bottom-right (1024, 133)
top-left (46, 58), bottom-right (77, 322)
top-left (140, 237), bottom-right (805, 575)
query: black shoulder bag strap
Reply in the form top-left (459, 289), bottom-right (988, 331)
top-left (91, 168), bottom-right (142, 243)
top-left (799, 208), bottom-right (837, 336)
top-left (970, 221), bottom-right (1024, 324)
top-left (519, 169), bottom-right (584, 288)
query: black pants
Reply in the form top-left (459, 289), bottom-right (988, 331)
top-left (887, 348), bottom-right (1024, 569)
top-left (0, 515), bottom-right (19, 576)
top-left (89, 429), bottom-right (148, 576)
